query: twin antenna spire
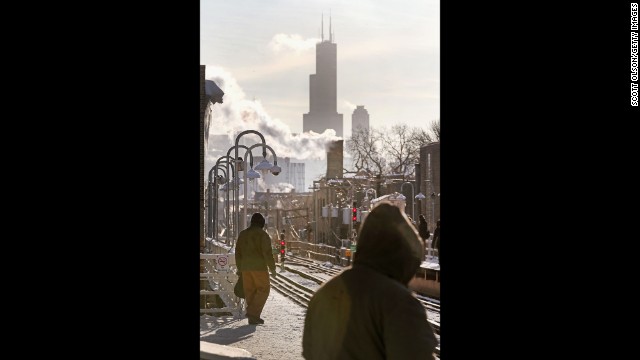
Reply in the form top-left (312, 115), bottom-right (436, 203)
top-left (320, 11), bottom-right (333, 42)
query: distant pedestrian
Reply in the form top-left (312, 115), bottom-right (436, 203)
top-left (302, 203), bottom-right (438, 360)
top-left (235, 213), bottom-right (277, 325)
top-left (305, 222), bottom-right (313, 242)
top-left (279, 229), bottom-right (286, 263)
top-left (418, 214), bottom-right (431, 245)
top-left (432, 219), bottom-right (441, 262)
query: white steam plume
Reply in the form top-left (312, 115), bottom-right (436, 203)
top-left (205, 65), bottom-right (341, 161)
top-left (254, 178), bottom-right (295, 193)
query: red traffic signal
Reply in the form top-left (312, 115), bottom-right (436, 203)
top-left (352, 201), bottom-right (357, 221)
top-left (280, 241), bottom-right (285, 246)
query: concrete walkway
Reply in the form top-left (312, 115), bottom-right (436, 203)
top-left (200, 289), bottom-right (306, 360)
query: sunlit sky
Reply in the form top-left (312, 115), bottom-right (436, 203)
top-left (201, 0), bottom-right (439, 137)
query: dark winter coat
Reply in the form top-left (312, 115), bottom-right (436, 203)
top-left (302, 204), bottom-right (437, 360)
top-left (432, 226), bottom-right (440, 254)
top-left (235, 224), bottom-right (276, 273)
top-left (418, 221), bottom-right (430, 241)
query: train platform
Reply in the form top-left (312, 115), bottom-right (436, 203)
top-left (200, 241), bottom-right (439, 359)
top-left (200, 270), bottom-right (440, 360)
top-left (200, 286), bottom-right (306, 360)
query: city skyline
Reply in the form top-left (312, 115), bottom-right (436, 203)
top-left (200, 0), bottom-right (439, 136)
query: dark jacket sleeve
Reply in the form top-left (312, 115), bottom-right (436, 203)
top-left (432, 228), bottom-right (440, 248)
top-left (236, 233), bottom-right (244, 272)
top-left (262, 232), bottom-right (276, 274)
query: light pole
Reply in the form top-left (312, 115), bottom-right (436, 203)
top-left (222, 144), bottom-right (251, 241)
top-left (207, 164), bottom-right (228, 240)
top-left (241, 143), bottom-right (280, 230)
top-left (229, 130), bottom-right (270, 242)
top-left (212, 155), bottom-right (239, 245)
top-left (401, 182), bottom-right (416, 221)
top-left (208, 162), bottom-right (233, 234)
top-left (415, 192), bottom-right (426, 216)
top-left (218, 177), bottom-right (244, 243)
top-left (223, 130), bottom-right (281, 245)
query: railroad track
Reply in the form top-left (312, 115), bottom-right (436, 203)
top-left (287, 255), bottom-right (343, 277)
top-left (269, 272), bottom-right (316, 308)
top-left (284, 256), bottom-right (440, 319)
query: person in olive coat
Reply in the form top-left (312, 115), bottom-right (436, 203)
top-left (302, 203), bottom-right (438, 360)
top-left (235, 212), bottom-right (277, 325)
top-left (418, 214), bottom-right (431, 255)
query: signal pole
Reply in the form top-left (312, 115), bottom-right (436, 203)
top-left (279, 229), bottom-right (286, 271)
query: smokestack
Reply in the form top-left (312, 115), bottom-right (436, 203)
top-left (326, 140), bottom-right (343, 179)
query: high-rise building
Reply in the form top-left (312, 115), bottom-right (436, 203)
top-left (286, 161), bottom-right (306, 193)
top-left (303, 14), bottom-right (343, 137)
top-left (351, 105), bottom-right (370, 133)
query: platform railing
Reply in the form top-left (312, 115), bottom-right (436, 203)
top-left (200, 253), bottom-right (244, 318)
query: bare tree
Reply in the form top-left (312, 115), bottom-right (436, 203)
top-left (379, 124), bottom-right (437, 181)
top-left (429, 119), bottom-right (440, 142)
top-left (382, 124), bottom-right (413, 180)
top-left (409, 127), bottom-right (433, 151)
top-left (346, 122), bottom-right (435, 186)
top-left (345, 127), bottom-right (387, 177)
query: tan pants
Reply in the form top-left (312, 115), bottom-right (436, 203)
top-left (242, 271), bottom-right (271, 319)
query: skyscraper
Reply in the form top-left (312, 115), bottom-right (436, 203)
top-left (303, 14), bottom-right (343, 137)
top-left (351, 105), bottom-right (370, 133)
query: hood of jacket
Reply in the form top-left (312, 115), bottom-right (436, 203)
top-left (353, 203), bottom-right (424, 286)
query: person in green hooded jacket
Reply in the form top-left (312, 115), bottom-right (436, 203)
top-left (302, 203), bottom-right (438, 360)
top-left (236, 212), bottom-right (277, 325)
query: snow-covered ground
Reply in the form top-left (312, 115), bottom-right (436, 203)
top-left (200, 287), bottom-right (307, 360)
top-left (200, 255), bottom-right (440, 359)
top-left (201, 267), bottom-right (440, 359)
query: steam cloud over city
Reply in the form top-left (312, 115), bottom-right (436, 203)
top-left (205, 66), bottom-right (341, 161)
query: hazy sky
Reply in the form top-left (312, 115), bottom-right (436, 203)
top-left (201, 0), bottom-right (439, 137)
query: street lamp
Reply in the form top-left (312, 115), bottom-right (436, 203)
top-left (401, 182), bottom-right (415, 221)
top-left (207, 164), bottom-right (228, 241)
top-left (246, 167), bottom-right (260, 180)
top-left (415, 192), bottom-right (426, 218)
top-left (209, 159), bottom-right (234, 239)
top-left (229, 130), bottom-right (271, 242)
top-left (254, 158), bottom-right (274, 174)
top-left (241, 143), bottom-right (279, 230)
top-left (212, 155), bottom-right (240, 245)
top-left (240, 145), bottom-right (264, 229)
